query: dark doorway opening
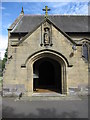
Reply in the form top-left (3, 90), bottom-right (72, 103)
top-left (39, 61), bottom-right (55, 87)
top-left (33, 57), bottom-right (62, 93)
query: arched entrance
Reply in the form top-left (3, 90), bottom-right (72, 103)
top-left (33, 57), bottom-right (62, 93)
top-left (26, 50), bottom-right (69, 94)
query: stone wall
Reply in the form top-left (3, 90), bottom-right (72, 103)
top-left (3, 21), bottom-right (89, 96)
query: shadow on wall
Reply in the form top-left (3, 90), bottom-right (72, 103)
top-left (2, 105), bottom-right (79, 118)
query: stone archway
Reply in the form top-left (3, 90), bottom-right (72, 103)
top-left (26, 50), bottom-right (68, 95)
top-left (33, 57), bottom-right (62, 93)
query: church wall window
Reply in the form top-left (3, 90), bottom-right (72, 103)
top-left (82, 42), bottom-right (89, 61)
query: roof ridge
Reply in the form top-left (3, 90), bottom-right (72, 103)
top-left (24, 14), bottom-right (89, 16)
top-left (24, 14), bottom-right (44, 16)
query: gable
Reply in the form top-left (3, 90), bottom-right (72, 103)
top-left (16, 18), bottom-right (76, 46)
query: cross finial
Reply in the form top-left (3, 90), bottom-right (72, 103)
top-left (42, 6), bottom-right (50, 17)
top-left (21, 6), bottom-right (24, 15)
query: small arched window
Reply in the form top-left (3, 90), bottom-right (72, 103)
top-left (82, 43), bottom-right (88, 61)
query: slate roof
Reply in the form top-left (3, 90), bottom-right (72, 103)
top-left (9, 15), bottom-right (89, 33)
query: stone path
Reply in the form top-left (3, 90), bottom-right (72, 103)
top-left (2, 96), bottom-right (88, 118)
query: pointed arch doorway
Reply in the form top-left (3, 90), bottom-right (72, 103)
top-left (26, 50), bottom-right (68, 94)
top-left (33, 57), bottom-right (62, 93)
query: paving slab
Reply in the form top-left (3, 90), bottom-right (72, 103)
top-left (2, 96), bottom-right (88, 118)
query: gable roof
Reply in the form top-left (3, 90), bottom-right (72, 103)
top-left (8, 14), bottom-right (24, 30)
top-left (9, 15), bottom-right (89, 33)
top-left (16, 18), bottom-right (76, 46)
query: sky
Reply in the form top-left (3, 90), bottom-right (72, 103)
top-left (0, 1), bottom-right (89, 59)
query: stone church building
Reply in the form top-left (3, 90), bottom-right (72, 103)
top-left (3, 7), bottom-right (90, 96)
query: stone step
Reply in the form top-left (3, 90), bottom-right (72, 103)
top-left (18, 96), bottom-right (81, 101)
top-left (21, 93), bottom-right (81, 101)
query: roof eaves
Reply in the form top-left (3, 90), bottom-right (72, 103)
top-left (80, 38), bottom-right (90, 41)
